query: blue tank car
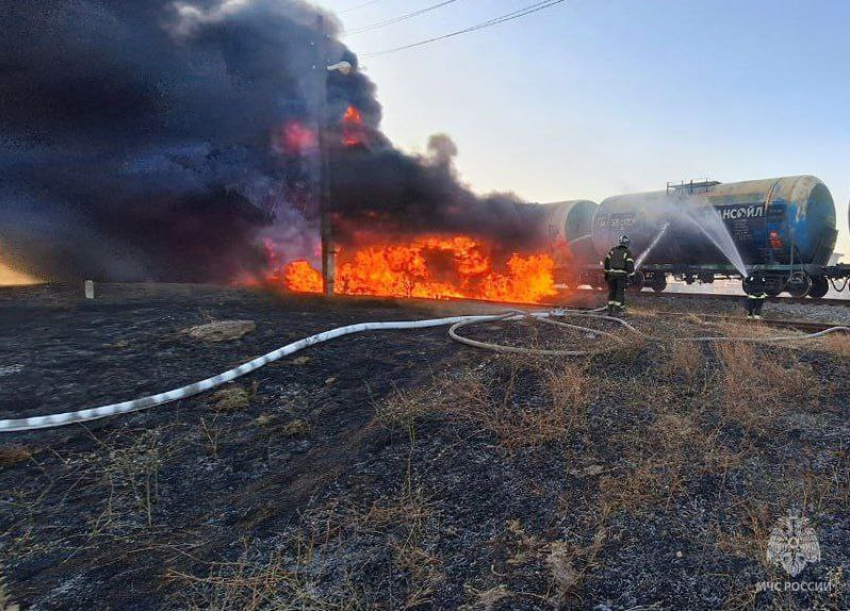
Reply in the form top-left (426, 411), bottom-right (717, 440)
top-left (586, 176), bottom-right (845, 298)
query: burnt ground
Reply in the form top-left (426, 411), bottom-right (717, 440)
top-left (1, 284), bottom-right (850, 610)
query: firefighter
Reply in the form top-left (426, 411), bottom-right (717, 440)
top-left (604, 235), bottom-right (635, 316)
top-left (743, 270), bottom-right (767, 320)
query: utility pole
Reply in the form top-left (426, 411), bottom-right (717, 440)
top-left (315, 15), bottom-right (335, 297)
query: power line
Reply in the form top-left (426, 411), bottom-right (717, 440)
top-left (339, 0), bottom-right (390, 14)
top-left (344, 0), bottom-right (459, 36)
top-left (363, 0), bottom-right (566, 57)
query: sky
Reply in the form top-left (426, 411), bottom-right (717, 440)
top-left (318, 0), bottom-right (850, 255)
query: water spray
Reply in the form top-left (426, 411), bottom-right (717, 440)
top-left (635, 222), bottom-right (670, 270)
top-left (678, 195), bottom-right (747, 276)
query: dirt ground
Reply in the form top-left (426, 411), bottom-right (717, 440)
top-left (1, 283), bottom-right (850, 610)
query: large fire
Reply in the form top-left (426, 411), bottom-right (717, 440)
top-left (284, 260), bottom-right (323, 293)
top-left (342, 105), bottom-right (366, 147)
top-left (276, 236), bottom-right (557, 304)
top-left (277, 120), bottom-right (318, 156)
top-left (0, 258), bottom-right (39, 286)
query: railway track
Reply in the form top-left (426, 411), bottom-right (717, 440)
top-left (653, 311), bottom-right (842, 333)
top-left (632, 290), bottom-right (850, 307)
top-left (548, 287), bottom-right (850, 308)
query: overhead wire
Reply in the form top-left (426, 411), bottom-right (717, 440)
top-left (344, 0), bottom-right (459, 36)
top-left (363, 0), bottom-right (567, 57)
top-left (339, 0), bottom-right (391, 14)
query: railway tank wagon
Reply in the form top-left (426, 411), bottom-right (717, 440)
top-left (589, 176), bottom-right (843, 297)
top-left (537, 199), bottom-right (598, 285)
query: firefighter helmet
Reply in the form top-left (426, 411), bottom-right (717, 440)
top-left (619, 235), bottom-right (630, 247)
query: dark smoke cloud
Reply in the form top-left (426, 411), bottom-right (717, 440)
top-left (329, 142), bottom-right (535, 254)
top-left (1, 0), bottom-right (537, 282)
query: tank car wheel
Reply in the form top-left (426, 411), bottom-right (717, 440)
top-left (628, 270), bottom-right (645, 291)
top-left (763, 277), bottom-right (785, 297)
top-left (786, 273), bottom-right (812, 298)
top-left (808, 276), bottom-right (829, 299)
top-left (650, 274), bottom-right (667, 293)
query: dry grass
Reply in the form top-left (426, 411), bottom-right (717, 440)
top-left (799, 466), bottom-right (850, 516)
top-left (278, 419), bottom-right (311, 438)
top-left (375, 357), bottom-right (590, 450)
top-left (374, 386), bottom-right (437, 432)
top-left (492, 517), bottom-right (606, 605)
top-left (0, 445), bottom-right (32, 468)
top-left (713, 501), bottom-right (775, 568)
top-left (598, 393), bottom-right (745, 514)
top-left (448, 359), bottom-right (590, 450)
top-left (391, 540), bottom-right (443, 609)
top-left (90, 430), bottom-right (169, 531)
top-left (813, 332), bottom-right (850, 358)
top-left (599, 454), bottom-right (685, 514)
top-left (663, 341), bottom-right (705, 383)
top-left (546, 528), bottom-right (606, 601)
top-left (715, 341), bottom-right (817, 432)
top-left (598, 332), bottom-right (648, 365)
top-left (172, 551), bottom-right (364, 611)
top-left (461, 584), bottom-right (511, 611)
top-left (209, 386), bottom-right (251, 412)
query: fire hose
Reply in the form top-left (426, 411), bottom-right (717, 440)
top-left (1, 309), bottom-right (848, 433)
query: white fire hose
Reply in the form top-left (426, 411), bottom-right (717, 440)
top-left (1, 309), bottom-right (848, 433)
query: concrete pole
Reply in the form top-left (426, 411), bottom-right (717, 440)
top-left (315, 15), bottom-right (335, 297)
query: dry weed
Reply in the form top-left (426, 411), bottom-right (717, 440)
top-left (461, 584), bottom-right (511, 610)
top-left (209, 386), bottom-right (251, 412)
top-left (279, 418), bottom-right (311, 438)
top-left (599, 455), bottom-right (685, 514)
top-left (600, 411), bottom-right (704, 513)
top-left (173, 552), bottom-right (363, 611)
top-left (448, 358), bottom-right (589, 450)
top-left (91, 430), bottom-right (169, 530)
top-left (198, 415), bottom-right (222, 457)
top-left (0, 445), bottom-right (32, 468)
top-left (494, 518), bottom-right (606, 604)
top-left (715, 341), bottom-right (817, 432)
top-left (813, 333), bottom-right (850, 358)
top-left (375, 386), bottom-right (441, 432)
top-left (391, 541), bottom-right (443, 609)
top-left (375, 358), bottom-right (589, 450)
top-left (713, 501), bottom-right (775, 568)
top-left (546, 528), bottom-right (605, 600)
top-left (663, 341), bottom-right (705, 382)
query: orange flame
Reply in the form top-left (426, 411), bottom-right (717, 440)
top-left (278, 121), bottom-right (318, 156)
top-left (276, 235), bottom-right (556, 304)
top-left (342, 106), bottom-right (365, 147)
top-left (283, 260), bottom-right (323, 293)
top-left (0, 257), bottom-right (38, 286)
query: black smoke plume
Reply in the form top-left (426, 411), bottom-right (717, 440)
top-left (1, 0), bottom-right (539, 282)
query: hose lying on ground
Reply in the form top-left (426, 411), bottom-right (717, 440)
top-left (1, 308), bottom-right (848, 433)
top-left (0, 312), bottom-right (519, 433)
top-left (449, 309), bottom-right (850, 355)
